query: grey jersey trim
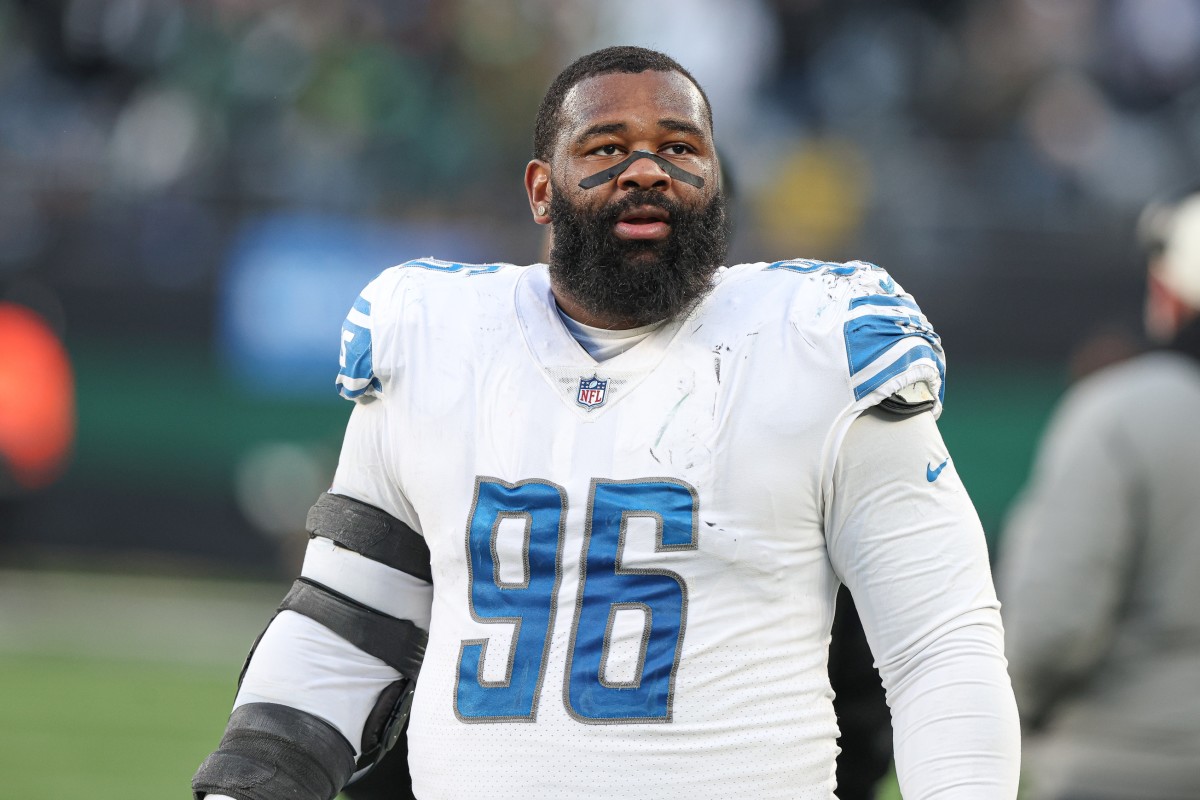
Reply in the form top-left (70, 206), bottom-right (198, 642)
top-left (281, 579), bottom-right (428, 680)
top-left (306, 492), bottom-right (432, 583)
top-left (192, 702), bottom-right (355, 800)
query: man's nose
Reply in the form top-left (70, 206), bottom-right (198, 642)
top-left (617, 154), bottom-right (672, 191)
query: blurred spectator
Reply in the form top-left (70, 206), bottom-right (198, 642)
top-left (999, 188), bottom-right (1200, 799)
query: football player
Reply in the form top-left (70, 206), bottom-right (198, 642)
top-left (195, 46), bottom-right (1019, 800)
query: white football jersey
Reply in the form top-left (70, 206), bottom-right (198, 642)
top-left (333, 258), bottom-right (947, 799)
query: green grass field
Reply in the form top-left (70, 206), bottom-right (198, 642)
top-left (0, 569), bottom-right (903, 799)
top-left (0, 654), bottom-right (232, 798)
top-left (0, 570), bottom-right (281, 800)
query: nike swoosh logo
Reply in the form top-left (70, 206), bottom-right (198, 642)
top-left (926, 458), bottom-right (950, 482)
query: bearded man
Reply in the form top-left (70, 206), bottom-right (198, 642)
top-left (194, 46), bottom-right (1019, 800)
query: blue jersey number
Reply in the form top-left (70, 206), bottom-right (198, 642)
top-left (456, 479), bottom-right (567, 721)
top-left (455, 478), bottom-right (697, 724)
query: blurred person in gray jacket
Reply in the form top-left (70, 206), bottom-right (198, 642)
top-left (999, 188), bottom-right (1200, 800)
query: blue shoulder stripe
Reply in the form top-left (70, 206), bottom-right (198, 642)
top-left (843, 288), bottom-right (946, 403)
top-left (848, 294), bottom-right (919, 312)
top-left (337, 294), bottom-right (382, 399)
top-left (766, 259), bottom-right (863, 276)
top-left (851, 344), bottom-right (945, 401)
top-left (403, 258), bottom-right (502, 276)
top-left (844, 313), bottom-right (941, 376)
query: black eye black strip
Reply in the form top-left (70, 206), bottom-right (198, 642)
top-left (577, 150), bottom-right (706, 190)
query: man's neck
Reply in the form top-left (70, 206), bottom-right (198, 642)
top-left (550, 283), bottom-right (662, 330)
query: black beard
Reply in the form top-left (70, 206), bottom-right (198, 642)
top-left (548, 183), bottom-right (730, 327)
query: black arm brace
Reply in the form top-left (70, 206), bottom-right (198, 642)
top-left (193, 580), bottom-right (428, 800)
top-left (192, 702), bottom-right (355, 800)
top-left (281, 578), bottom-right (428, 680)
top-left (194, 494), bottom-right (430, 799)
top-left (305, 492), bottom-right (432, 582)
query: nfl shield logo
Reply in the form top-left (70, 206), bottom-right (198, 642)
top-left (576, 375), bottom-right (608, 410)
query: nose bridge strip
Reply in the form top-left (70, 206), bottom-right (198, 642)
top-left (577, 150), bottom-right (706, 190)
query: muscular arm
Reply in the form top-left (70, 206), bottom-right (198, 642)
top-left (194, 399), bottom-right (432, 800)
top-left (826, 408), bottom-right (1020, 799)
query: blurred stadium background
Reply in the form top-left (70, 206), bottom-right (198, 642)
top-left (1, 0), bottom-right (1198, 797)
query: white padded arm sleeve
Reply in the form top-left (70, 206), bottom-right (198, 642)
top-left (233, 537), bottom-right (432, 757)
top-left (231, 385), bottom-right (435, 760)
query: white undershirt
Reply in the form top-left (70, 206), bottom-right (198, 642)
top-left (556, 308), bottom-right (665, 361)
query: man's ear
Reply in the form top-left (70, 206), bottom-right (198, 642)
top-left (525, 160), bottom-right (552, 225)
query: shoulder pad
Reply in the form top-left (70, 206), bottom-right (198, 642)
top-left (759, 258), bottom-right (946, 410)
top-left (336, 281), bottom-right (385, 401)
top-left (841, 267), bottom-right (945, 414)
top-left (334, 259), bottom-right (521, 401)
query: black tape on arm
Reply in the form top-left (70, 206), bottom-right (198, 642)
top-left (280, 579), bottom-right (428, 679)
top-left (578, 150), bottom-right (705, 189)
top-left (192, 702), bottom-right (355, 800)
top-left (306, 492), bottom-right (432, 583)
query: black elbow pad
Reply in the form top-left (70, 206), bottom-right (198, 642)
top-left (192, 702), bottom-right (356, 800)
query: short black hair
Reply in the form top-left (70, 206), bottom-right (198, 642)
top-left (533, 46), bottom-right (713, 162)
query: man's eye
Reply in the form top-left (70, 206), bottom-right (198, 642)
top-left (593, 144), bottom-right (621, 156)
top-left (662, 143), bottom-right (693, 156)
